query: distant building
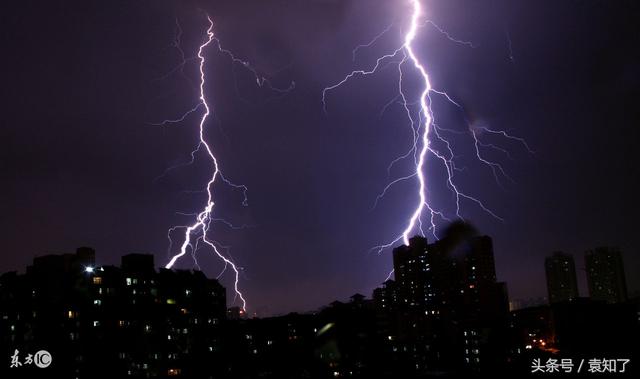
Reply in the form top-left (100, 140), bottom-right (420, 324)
top-left (585, 247), bottom-right (628, 303)
top-left (372, 279), bottom-right (398, 312)
top-left (544, 252), bottom-right (579, 303)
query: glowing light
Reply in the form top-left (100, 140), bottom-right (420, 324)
top-left (323, 1), bottom-right (530, 254)
top-left (316, 322), bottom-right (335, 337)
top-left (401, 0), bottom-right (431, 245)
top-left (84, 266), bottom-right (94, 273)
top-left (157, 14), bottom-right (294, 312)
top-left (163, 16), bottom-right (247, 311)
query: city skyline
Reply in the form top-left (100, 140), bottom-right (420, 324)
top-left (2, 224), bottom-right (636, 377)
top-left (1, 228), bottom-right (634, 316)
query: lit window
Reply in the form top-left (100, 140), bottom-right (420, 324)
top-left (67, 310), bottom-right (77, 319)
top-left (126, 278), bottom-right (132, 286)
top-left (167, 368), bottom-right (181, 376)
top-left (166, 299), bottom-right (176, 305)
top-left (93, 277), bottom-right (103, 285)
top-left (93, 299), bottom-right (102, 306)
top-left (93, 321), bottom-right (100, 327)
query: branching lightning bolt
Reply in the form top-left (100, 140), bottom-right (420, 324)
top-left (322, 1), bottom-right (531, 257)
top-left (161, 16), bottom-right (248, 311)
top-left (156, 15), bottom-right (293, 312)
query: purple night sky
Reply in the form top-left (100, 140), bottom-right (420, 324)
top-left (1, 0), bottom-right (639, 315)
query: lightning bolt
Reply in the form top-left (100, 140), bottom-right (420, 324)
top-left (160, 15), bottom-right (248, 311)
top-left (154, 13), bottom-right (294, 313)
top-left (323, 1), bottom-right (530, 255)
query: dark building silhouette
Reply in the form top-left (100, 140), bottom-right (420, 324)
top-left (376, 223), bottom-right (510, 374)
top-left (2, 229), bottom-right (638, 378)
top-left (508, 297), bottom-right (547, 311)
top-left (508, 298), bottom-right (638, 373)
top-left (544, 251), bottom-right (579, 303)
top-left (0, 248), bottom-right (226, 378)
top-left (585, 247), bottom-right (628, 303)
top-left (224, 311), bottom-right (318, 377)
top-left (372, 279), bottom-right (398, 313)
top-left (121, 253), bottom-right (155, 273)
top-left (227, 306), bottom-right (246, 320)
top-left (222, 294), bottom-right (391, 378)
top-left (508, 305), bottom-right (555, 352)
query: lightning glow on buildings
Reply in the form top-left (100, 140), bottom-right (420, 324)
top-left (323, 0), bottom-right (530, 253)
